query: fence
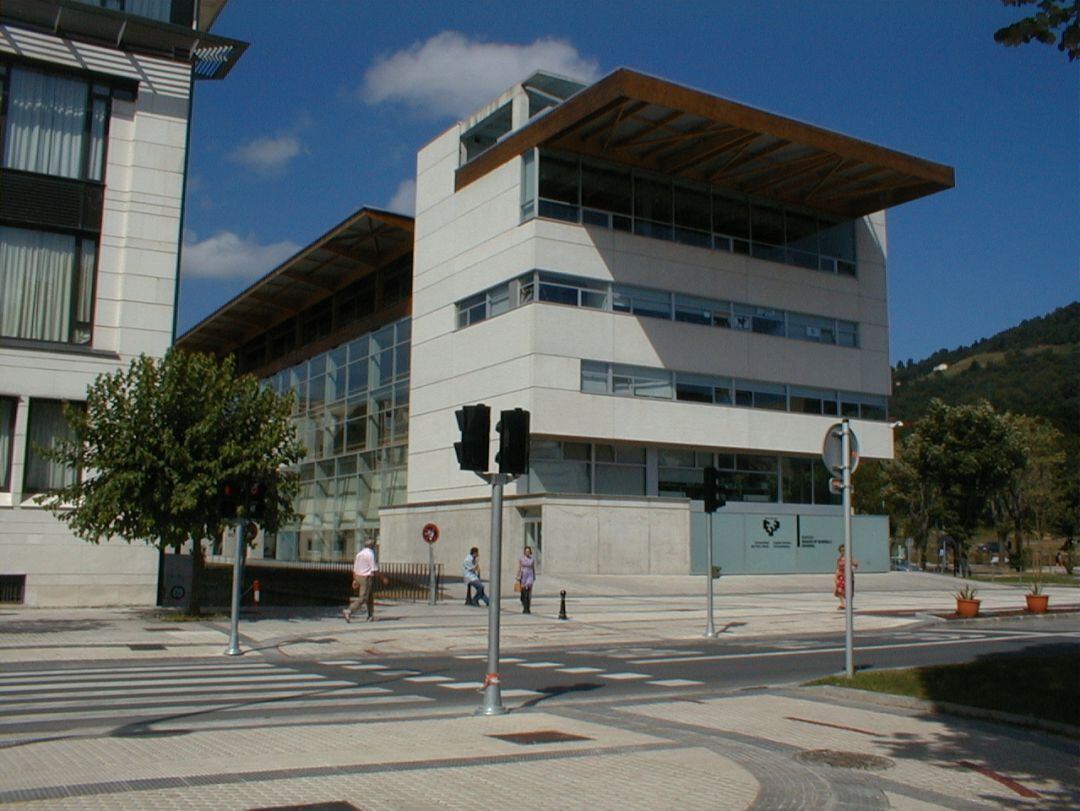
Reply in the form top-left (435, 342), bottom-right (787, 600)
top-left (202, 557), bottom-right (443, 607)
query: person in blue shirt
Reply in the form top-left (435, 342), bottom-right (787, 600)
top-left (463, 547), bottom-right (490, 606)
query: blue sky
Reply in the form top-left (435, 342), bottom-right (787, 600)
top-left (177, 0), bottom-right (1078, 364)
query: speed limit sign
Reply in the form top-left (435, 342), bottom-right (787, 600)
top-left (421, 523), bottom-right (439, 544)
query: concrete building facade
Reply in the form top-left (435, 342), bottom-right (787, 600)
top-left (0, 0), bottom-right (244, 606)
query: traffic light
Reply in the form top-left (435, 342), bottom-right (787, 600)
top-left (703, 466), bottom-right (726, 513)
top-left (219, 479), bottom-right (242, 519)
top-left (247, 482), bottom-right (269, 520)
top-left (454, 404), bottom-right (490, 472)
top-left (495, 408), bottom-right (530, 475)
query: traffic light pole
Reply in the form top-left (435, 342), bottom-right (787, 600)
top-left (704, 511), bottom-right (716, 638)
top-left (225, 519), bottom-right (246, 656)
top-left (842, 420), bottom-right (854, 679)
top-left (478, 472), bottom-right (512, 716)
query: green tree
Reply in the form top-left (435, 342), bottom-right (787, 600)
top-left (878, 437), bottom-right (946, 565)
top-left (35, 349), bottom-right (304, 614)
top-left (994, 0), bottom-right (1080, 61)
top-left (990, 414), bottom-right (1067, 566)
top-left (895, 400), bottom-right (1025, 548)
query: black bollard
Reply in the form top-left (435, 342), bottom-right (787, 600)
top-left (558, 589), bottom-right (568, 620)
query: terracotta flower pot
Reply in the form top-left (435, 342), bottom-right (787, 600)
top-left (956, 598), bottom-right (980, 618)
top-left (1025, 594), bottom-right (1049, 614)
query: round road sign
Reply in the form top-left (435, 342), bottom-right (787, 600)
top-left (822, 422), bottom-right (860, 476)
top-left (421, 523), bottom-right (440, 544)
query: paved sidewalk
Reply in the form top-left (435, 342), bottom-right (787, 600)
top-left (1, 572), bottom-right (1077, 809)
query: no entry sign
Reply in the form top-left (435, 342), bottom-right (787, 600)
top-left (421, 523), bottom-right (440, 544)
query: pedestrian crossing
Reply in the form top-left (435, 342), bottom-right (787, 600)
top-left (0, 660), bottom-right (435, 738)
top-left (0, 651), bottom-right (710, 740)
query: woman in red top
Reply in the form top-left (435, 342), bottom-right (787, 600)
top-left (834, 544), bottom-right (858, 610)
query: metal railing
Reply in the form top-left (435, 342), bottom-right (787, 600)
top-left (202, 557), bottom-right (443, 607)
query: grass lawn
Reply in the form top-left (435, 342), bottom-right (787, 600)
top-left (812, 652), bottom-right (1079, 728)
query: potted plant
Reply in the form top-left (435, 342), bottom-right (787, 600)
top-left (1025, 581), bottom-right (1049, 614)
top-left (955, 585), bottom-right (980, 618)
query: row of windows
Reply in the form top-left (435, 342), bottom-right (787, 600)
top-left (457, 270), bottom-right (858, 348)
top-left (527, 440), bottom-right (840, 506)
top-left (0, 396), bottom-right (80, 495)
top-left (580, 360), bottom-right (888, 421)
top-left (522, 150), bottom-right (858, 276)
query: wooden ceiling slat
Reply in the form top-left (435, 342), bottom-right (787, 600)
top-left (658, 129), bottom-right (757, 175)
top-left (739, 152), bottom-right (841, 196)
top-left (708, 139), bottom-right (792, 185)
top-left (606, 109), bottom-right (685, 151)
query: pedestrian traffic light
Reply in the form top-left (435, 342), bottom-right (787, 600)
top-left (247, 482), bottom-right (269, 520)
top-left (495, 408), bottom-right (530, 475)
top-left (703, 466), bottom-right (726, 513)
top-left (219, 479), bottom-right (242, 519)
top-left (454, 404), bottom-right (490, 472)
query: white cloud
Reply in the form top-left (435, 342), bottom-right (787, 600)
top-left (181, 231), bottom-right (301, 281)
top-left (362, 31), bottom-right (600, 119)
top-left (386, 179), bottom-right (416, 216)
top-left (227, 134), bottom-right (303, 172)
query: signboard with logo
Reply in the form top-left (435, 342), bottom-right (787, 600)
top-left (744, 515), bottom-right (797, 572)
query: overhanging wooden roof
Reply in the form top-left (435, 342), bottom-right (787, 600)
top-left (176, 208), bottom-right (413, 356)
top-left (457, 68), bottom-right (954, 219)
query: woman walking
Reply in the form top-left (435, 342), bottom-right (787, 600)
top-left (834, 544), bottom-right (858, 610)
top-left (516, 546), bottom-right (536, 614)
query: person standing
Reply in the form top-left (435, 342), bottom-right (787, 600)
top-left (516, 545), bottom-right (536, 614)
top-left (343, 538), bottom-right (379, 622)
top-left (463, 547), bottom-right (490, 607)
top-left (834, 544), bottom-right (858, 610)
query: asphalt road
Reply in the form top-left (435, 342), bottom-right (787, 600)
top-left (1, 615), bottom-right (1075, 742)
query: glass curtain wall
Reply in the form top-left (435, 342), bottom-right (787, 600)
top-left (265, 318), bottom-right (410, 563)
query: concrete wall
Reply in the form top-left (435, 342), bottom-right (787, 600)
top-left (0, 27), bottom-right (193, 606)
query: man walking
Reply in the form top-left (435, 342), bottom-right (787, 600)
top-left (343, 538), bottom-right (379, 622)
top-left (463, 546), bottom-right (490, 607)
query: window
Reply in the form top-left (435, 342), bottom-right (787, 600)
top-left (595, 444), bottom-right (646, 495)
top-left (612, 285), bottom-right (670, 319)
top-left (520, 149), bottom-right (537, 219)
top-left (2, 66), bottom-right (110, 181)
top-left (0, 397), bottom-right (14, 491)
top-left (24, 399), bottom-right (80, 493)
top-left (0, 226), bottom-right (96, 344)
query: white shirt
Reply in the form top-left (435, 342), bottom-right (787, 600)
top-left (353, 546), bottom-right (378, 577)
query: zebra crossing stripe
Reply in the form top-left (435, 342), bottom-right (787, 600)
top-left (517, 661), bottom-right (562, 669)
top-left (647, 679), bottom-right (704, 687)
top-left (557, 666), bottom-right (603, 674)
top-left (600, 672), bottom-right (650, 680)
top-left (500, 689), bottom-right (544, 697)
top-left (403, 675), bottom-right (453, 683)
top-left (439, 681), bottom-right (484, 690)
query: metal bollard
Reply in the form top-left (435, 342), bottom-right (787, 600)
top-left (558, 589), bottom-right (568, 620)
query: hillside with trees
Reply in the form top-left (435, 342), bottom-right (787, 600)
top-left (855, 302), bottom-right (1078, 568)
top-left (891, 302), bottom-right (1079, 449)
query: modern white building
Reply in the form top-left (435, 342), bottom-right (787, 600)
top-left (379, 69), bottom-right (952, 581)
top-left (179, 68), bottom-right (953, 594)
top-left (0, 0), bottom-right (244, 606)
